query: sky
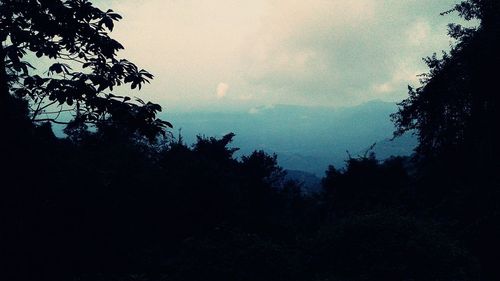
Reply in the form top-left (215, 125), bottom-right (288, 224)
top-left (91, 0), bottom-right (464, 112)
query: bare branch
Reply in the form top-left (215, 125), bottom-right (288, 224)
top-left (33, 118), bottom-right (71, 125)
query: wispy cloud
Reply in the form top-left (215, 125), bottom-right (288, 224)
top-left (93, 0), bottom-right (462, 111)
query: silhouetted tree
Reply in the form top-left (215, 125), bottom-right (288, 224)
top-left (392, 2), bottom-right (500, 278)
top-left (0, 0), bottom-right (171, 139)
top-left (392, 0), bottom-right (500, 167)
top-left (240, 150), bottom-right (285, 189)
top-left (321, 154), bottom-right (411, 217)
top-left (2, 1), bottom-right (498, 281)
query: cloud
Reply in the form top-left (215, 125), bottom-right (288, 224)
top-left (241, 0), bottom-right (460, 106)
top-left (407, 19), bottom-right (432, 46)
top-left (216, 82), bottom-right (229, 99)
top-left (89, 0), bottom-right (463, 110)
top-left (248, 104), bottom-right (275, 115)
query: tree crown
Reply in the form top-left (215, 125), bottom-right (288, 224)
top-left (0, 0), bottom-right (171, 140)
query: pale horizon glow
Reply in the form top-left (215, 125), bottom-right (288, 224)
top-left (93, 0), bottom-right (463, 112)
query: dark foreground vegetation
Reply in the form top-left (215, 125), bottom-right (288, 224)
top-left (1, 0), bottom-right (499, 280)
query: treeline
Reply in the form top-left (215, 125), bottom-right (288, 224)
top-left (0, 111), bottom-right (481, 281)
top-left (1, 0), bottom-right (500, 280)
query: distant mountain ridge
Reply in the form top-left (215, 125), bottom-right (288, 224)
top-left (163, 100), bottom-right (416, 175)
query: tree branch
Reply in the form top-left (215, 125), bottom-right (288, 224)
top-left (33, 118), bottom-right (71, 125)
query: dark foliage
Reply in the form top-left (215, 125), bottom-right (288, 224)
top-left (391, 1), bottom-right (500, 279)
top-left (1, 114), bottom-right (479, 281)
top-left (392, 0), bottom-right (500, 168)
top-left (0, 0), bottom-right (171, 140)
top-left (1, 0), bottom-right (499, 281)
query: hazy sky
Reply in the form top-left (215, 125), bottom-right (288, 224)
top-left (92, 0), bottom-right (463, 112)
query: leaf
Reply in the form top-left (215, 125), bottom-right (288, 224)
top-left (14, 88), bottom-right (29, 97)
top-left (124, 75), bottom-right (133, 83)
top-left (97, 83), bottom-right (107, 92)
top-left (149, 103), bottom-right (162, 112)
top-left (49, 63), bottom-right (63, 74)
top-left (102, 17), bottom-right (114, 31)
top-left (160, 120), bottom-right (173, 128)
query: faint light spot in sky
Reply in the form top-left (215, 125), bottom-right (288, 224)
top-left (216, 82), bottom-right (229, 99)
